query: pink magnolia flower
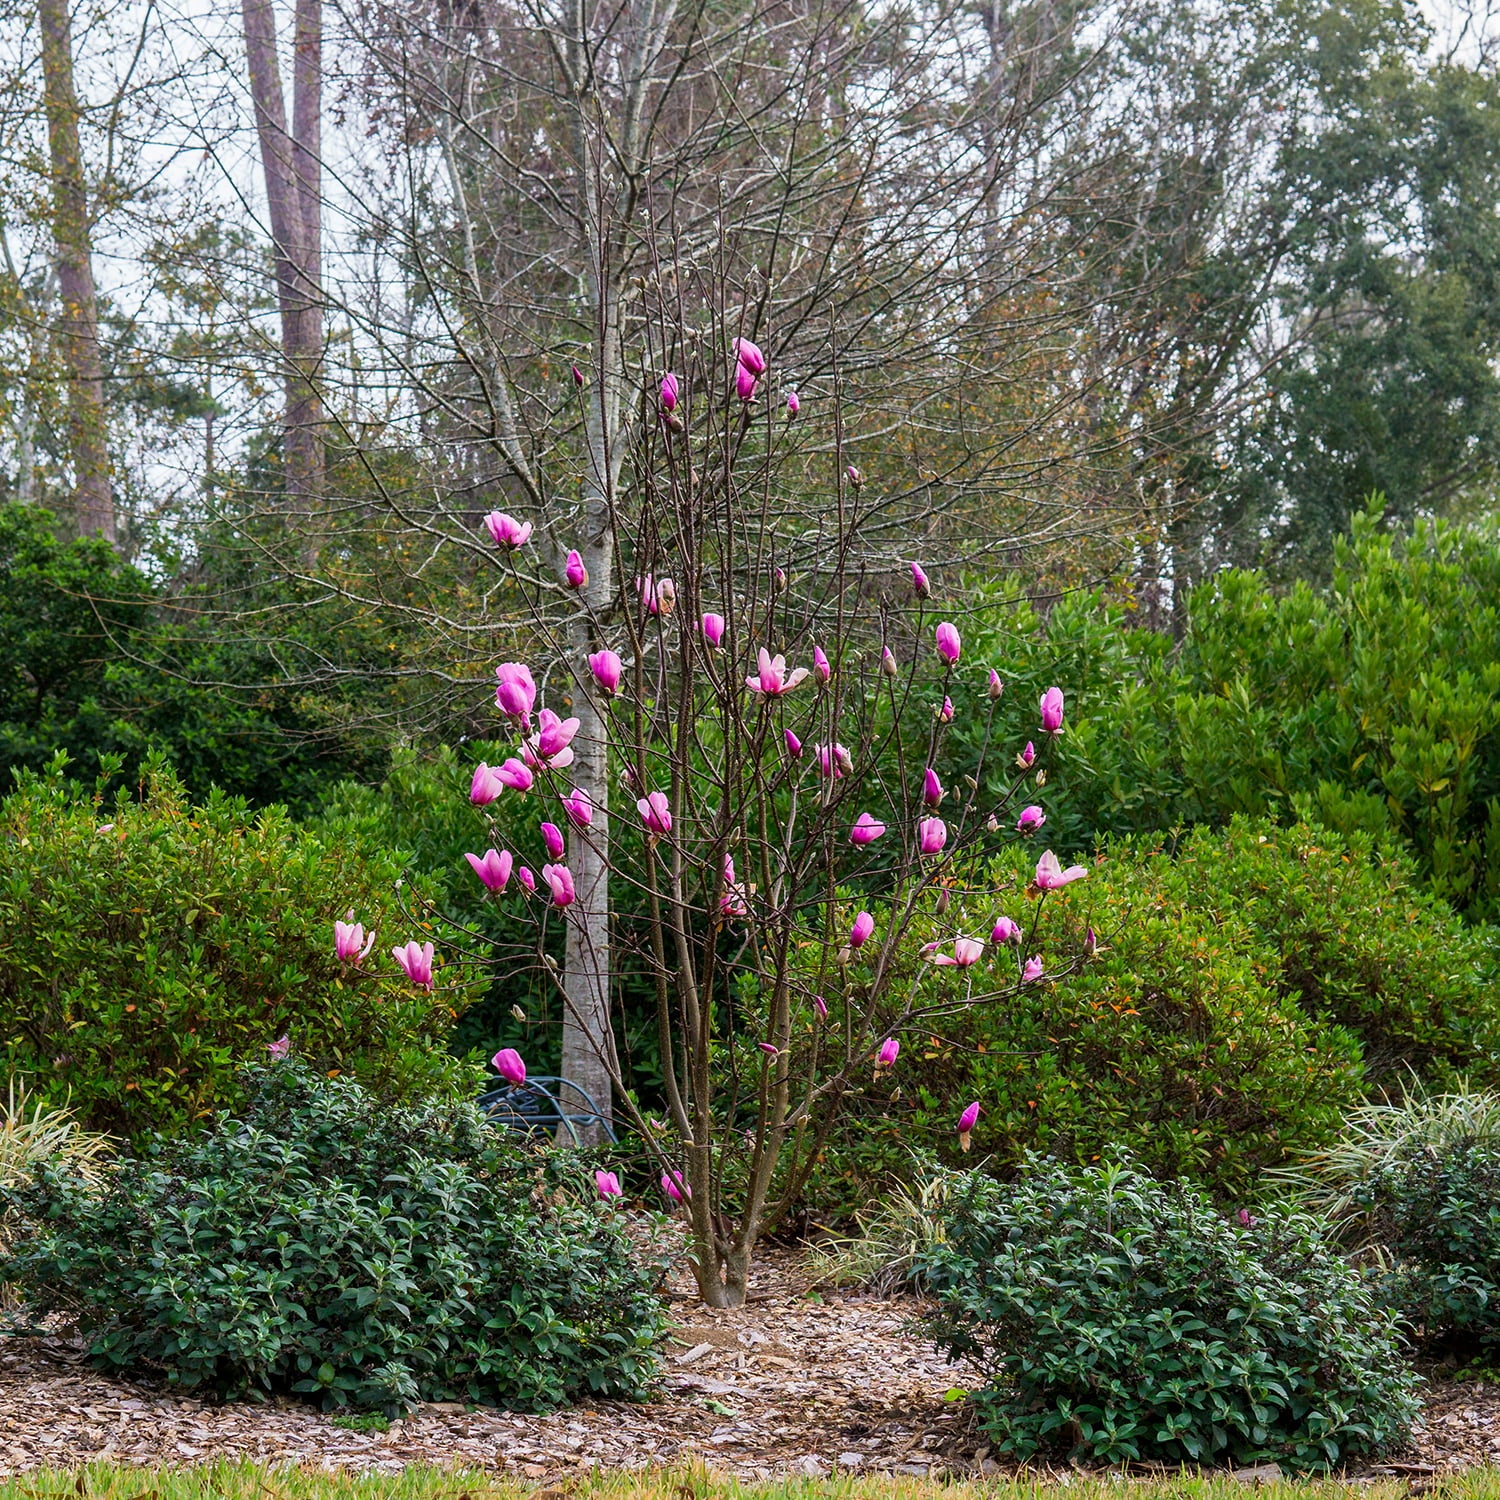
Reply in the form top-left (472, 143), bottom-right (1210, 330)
top-left (758, 1042), bottom-right (779, 1057)
top-left (1022, 956), bottom-right (1044, 983)
top-left (849, 812), bottom-right (886, 845)
top-left (483, 511), bottom-right (532, 549)
top-left (637, 791), bottom-right (672, 836)
top-left (392, 940), bottom-right (434, 989)
top-left (991, 916), bottom-right (1021, 945)
top-left (496, 758), bottom-right (534, 793)
top-left (1040, 686), bottom-right (1065, 735)
top-left (735, 363), bottom-right (758, 401)
top-left (849, 911), bottom-right (875, 949)
top-left (813, 647), bottom-right (831, 684)
top-left (876, 1037), bottom-right (899, 1069)
top-left (494, 662), bottom-right (537, 722)
top-left (817, 743), bottom-right (852, 778)
top-left (596, 1169), bottom-right (623, 1198)
top-left (659, 372), bottom-right (679, 411)
top-left (989, 669), bottom-right (1004, 700)
top-left (813, 995), bottom-right (829, 1020)
top-left (734, 337), bottom-right (767, 375)
top-left (267, 1035), bottom-right (291, 1061)
top-left (638, 573), bottom-right (672, 615)
top-left (784, 728), bottom-right (803, 759)
top-left (469, 762), bottom-right (504, 805)
top-left (923, 767), bottom-right (944, 807)
top-left (773, 566), bottom-right (787, 592)
top-left (541, 822), bottom-right (565, 860)
top-left (589, 650), bottom-right (623, 694)
top-left (939, 697), bottom-right (954, 723)
top-left (881, 646), bottom-right (898, 677)
top-left (465, 848), bottom-right (513, 892)
top-left (661, 1169), bottom-right (691, 1203)
top-left (492, 1047), bottom-right (526, 1086)
top-left (912, 561), bottom-right (931, 598)
top-left (846, 464), bottom-right (862, 488)
top-left (1017, 805), bottom-right (1046, 833)
top-left (785, 389), bottom-right (800, 417)
top-left (562, 787), bottom-right (594, 828)
top-left (932, 937), bottom-right (984, 967)
top-left (523, 707), bottom-right (580, 769)
top-left (1035, 850), bottom-right (1088, 889)
top-left (572, 364), bottom-right (584, 387)
top-left (918, 817), bottom-right (948, 856)
top-left (335, 918), bottom-right (374, 964)
top-left (746, 648), bottom-right (810, 696)
top-left (702, 612), bottom-right (725, 647)
top-left (1018, 740), bottom-right (1036, 768)
top-left (564, 550), bottom-right (588, 588)
top-left (517, 866), bottom-right (536, 894)
top-left (720, 881), bottom-right (749, 919)
top-left (935, 622), bottom-right (961, 664)
top-left (542, 863), bottom-right (576, 906)
top-left (958, 1100), bottom-right (980, 1152)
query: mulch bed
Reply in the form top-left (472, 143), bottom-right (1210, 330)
top-left (1, 1249), bottom-right (1497, 1480)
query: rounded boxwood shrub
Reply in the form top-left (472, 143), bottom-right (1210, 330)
top-left (0, 754), bottom-right (480, 1136)
top-left (917, 1159), bottom-right (1421, 1471)
top-left (0, 1059), bottom-right (666, 1412)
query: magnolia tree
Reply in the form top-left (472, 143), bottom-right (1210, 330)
top-left (380, 338), bottom-right (1091, 1306)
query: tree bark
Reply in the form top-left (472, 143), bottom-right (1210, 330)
top-left (37, 0), bottom-right (113, 545)
top-left (242, 0), bottom-right (324, 504)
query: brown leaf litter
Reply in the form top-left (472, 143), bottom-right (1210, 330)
top-left (0, 1250), bottom-right (1495, 1481)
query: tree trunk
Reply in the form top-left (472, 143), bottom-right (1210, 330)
top-left (559, 609), bottom-right (614, 1142)
top-left (37, 0), bottom-right (113, 545)
top-left (242, 0), bottom-right (324, 505)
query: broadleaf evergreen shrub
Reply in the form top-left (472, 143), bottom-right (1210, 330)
top-left (918, 1159), bottom-right (1421, 1471)
top-left (0, 1060), bottom-right (666, 1412)
top-left (811, 819), bottom-right (1499, 1207)
top-left (0, 755), bottom-right (479, 1136)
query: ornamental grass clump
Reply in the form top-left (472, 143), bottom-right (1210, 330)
top-left (0, 1059), bottom-right (665, 1415)
top-left (917, 1159), bottom-right (1421, 1472)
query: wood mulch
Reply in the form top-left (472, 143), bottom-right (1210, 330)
top-left (0, 1247), bottom-right (1497, 1481)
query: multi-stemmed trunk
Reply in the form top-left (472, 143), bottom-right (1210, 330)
top-left (37, 0), bottom-right (113, 546)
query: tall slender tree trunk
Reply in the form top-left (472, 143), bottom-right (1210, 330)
top-left (242, 0), bottom-right (324, 505)
top-left (37, 0), bottom-right (112, 545)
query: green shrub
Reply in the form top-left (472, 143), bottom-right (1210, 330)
top-left (1293, 1090), bottom-right (1500, 1351)
top-left (1354, 1137), bottom-right (1500, 1350)
top-left (917, 1159), bottom-right (1421, 1471)
top-left (0, 1059), bottom-right (666, 1412)
top-left (955, 510), bottom-right (1500, 916)
top-left (813, 818), bottom-right (1499, 1206)
top-left (0, 754), bottom-right (479, 1136)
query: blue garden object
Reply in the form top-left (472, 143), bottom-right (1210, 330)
top-left (476, 1074), bottom-right (617, 1145)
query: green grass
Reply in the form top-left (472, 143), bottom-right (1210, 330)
top-left (0, 1462), bottom-right (1497, 1500)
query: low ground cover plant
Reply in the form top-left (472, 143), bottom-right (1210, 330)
top-left (917, 1159), bottom-right (1421, 1471)
top-left (0, 1060), bottom-right (665, 1412)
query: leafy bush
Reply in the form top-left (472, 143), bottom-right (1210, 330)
top-left (955, 509), bottom-right (1500, 916)
top-left (0, 755), bottom-right (479, 1136)
top-left (918, 1160), bottom-right (1421, 1471)
top-left (0, 1060), bottom-right (666, 1412)
top-left (1287, 1085), bottom-right (1500, 1351)
top-left (811, 818), bottom-right (1500, 1206)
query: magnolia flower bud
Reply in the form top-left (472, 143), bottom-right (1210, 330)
top-left (846, 465), bottom-right (862, 488)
